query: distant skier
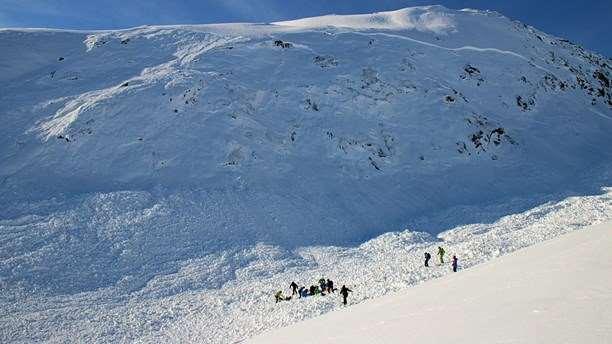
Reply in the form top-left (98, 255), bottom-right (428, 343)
top-left (340, 285), bottom-right (352, 305)
top-left (326, 279), bottom-right (335, 293)
top-left (290, 281), bottom-right (299, 296)
top-left (424, 252), bottom-right (431, 267)
top-left (452, 255), bottom-right (458, 272)
top-left (438, 246), bottom-right (445, 265)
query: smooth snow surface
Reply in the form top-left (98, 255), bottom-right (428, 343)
top-left (250, 221), bottom-right (612, 344)
top-left (1, 4), bottom-right (611, 344)
top-left (273, 6), bottom-right (455, 33)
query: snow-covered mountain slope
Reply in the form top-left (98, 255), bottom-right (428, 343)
top-left (1, 5), bottom-right (611, 344)
top-left (250, 220), bottom-right (612, 344)
top-left (1, 5), bottom-right (611, 243)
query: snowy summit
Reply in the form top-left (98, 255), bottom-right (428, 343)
top-left (0, 5), bottom-right (611, 344)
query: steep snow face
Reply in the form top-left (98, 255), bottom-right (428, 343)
top-left (0, 5), bottom-right (611, 343)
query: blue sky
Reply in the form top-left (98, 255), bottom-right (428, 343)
top-left (1, 0), bottom-right (610, 56)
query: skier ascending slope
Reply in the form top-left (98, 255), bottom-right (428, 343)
top-left (438, 246), bottom-right (445, 265)
top-left (424, 252), bottom-right (431, 267)
top-left (452, 255), bottom-right (458, 272)
top-left (340, 285), bottom-right (352, 305)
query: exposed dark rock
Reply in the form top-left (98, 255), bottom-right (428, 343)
top-left (274, 40), bottom-right (292, 48)
top-left (516, 95), bottom-right (536, 111)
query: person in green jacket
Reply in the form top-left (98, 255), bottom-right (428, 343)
top-left (438, 246), bottom-right (445, 264)
top-left (275, 290), bottom-right (284, 303)
top-left (275, 290), bottom-right (291, 303)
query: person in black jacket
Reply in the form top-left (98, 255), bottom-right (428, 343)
top-left (340, 285), bottom-right (352, 305)
top-left (290, 281), bottom-right (298, 296)
top-left (309, 285), bottom-right (317, 296)
top-left (326, 279), bottom-right (335, 293)
top-left (298, 286), bottom-right (307, 298)
top-left (424, 252), bottom-right (431, 267)
top-left (452, 255), bottom-right (458, 272)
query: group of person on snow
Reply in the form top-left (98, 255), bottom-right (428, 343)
top-left (424, 246), bottom-right (459, 272)
top-left (275, 246), bottom-right (459, 305)
top-left (275, 278), bottom-right (352, 305)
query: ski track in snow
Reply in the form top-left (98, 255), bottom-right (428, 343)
top-left (350, 31), bottom-right (555, 75)
top-left (588, 108), bottom-right (612, 120)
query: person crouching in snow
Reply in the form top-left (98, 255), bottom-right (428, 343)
top-left (275, 290), bottom-right (284, 303)
top-left (318, 278), bottom-right (327, 294)
top-left (326, 278), bottom-right (335, 293)
top-left (275, 290), bottom-right (291, 303)
top-left (452, 255), bottom-right (458, 272)
top-left (298, 286), bottom-right (308, 298)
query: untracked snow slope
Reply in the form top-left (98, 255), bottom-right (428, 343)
top-left (1, 5), bottom-right (612, 344)
top-left (250, 221), bottom-right (612, 344)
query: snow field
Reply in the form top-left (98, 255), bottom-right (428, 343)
top-left (1, 4), bottom-right (611, 343)
top-left (3, 187), bottom-right (608, 343)
top-left (250, 220), bottom-right (612, 344)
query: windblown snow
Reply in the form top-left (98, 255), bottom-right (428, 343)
top-left (0, 5), bottom-right (611, 344)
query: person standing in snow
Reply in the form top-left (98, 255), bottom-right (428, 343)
top-left (340, 285), bottom-right (352, 305)
top-left (298, 286), bottom-right (307, 298)
top-left (290, 281), bottom-right (298, 296)
top-left (326, 279), bottom-right (335, 293)
top-left (452, 255), bottom-right (458, 272)
top-left (438, 246), bottom-right (445, 265)
top-left (424, 252), bottom-right (432, 267)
